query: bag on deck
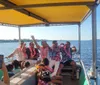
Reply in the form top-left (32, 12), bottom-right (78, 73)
top-left (38, 70), bottom-right (51, 83)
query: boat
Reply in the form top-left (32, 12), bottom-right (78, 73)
top-left (0, 0), bottom-right (100, 85)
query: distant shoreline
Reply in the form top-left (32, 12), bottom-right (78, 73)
top-left (0, 39), bottom-right (99, 43)
top-left (0, 39), bottom-right (37, 43)
top-left (0, 39), bottom-right (50, 43)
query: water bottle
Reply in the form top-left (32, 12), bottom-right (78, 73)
top-left (76, 69), bottom-right (79, 79)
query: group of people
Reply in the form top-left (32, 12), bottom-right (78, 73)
top-left (31, 36), bottom-right (77, 85)
top-left (0, 35), bottom-right (77, 85)
top-left (7, 41), bottom-right (39, 61)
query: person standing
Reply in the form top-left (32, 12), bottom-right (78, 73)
top-left (48, 40), bottom-right (61, 77)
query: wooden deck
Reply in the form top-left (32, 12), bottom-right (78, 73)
top-left (10, 66), bottom-right (37, 85)
top-left (63, 75), bottom-right (79, 85)
top-left (10, 63), bottom-right (81, 85)
top-left (62, 65), bottom-right (80, 85)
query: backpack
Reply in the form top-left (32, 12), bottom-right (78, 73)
top-left (38, 70), bottom-right (51, 83)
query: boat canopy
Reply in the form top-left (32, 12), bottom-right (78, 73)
top-left (0, 0), bottom-right (99, 26)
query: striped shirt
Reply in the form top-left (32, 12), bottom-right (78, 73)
top-left (49, 46), bottom-right (61, 61)
top-left (60, 46), bottom-right (72, 63)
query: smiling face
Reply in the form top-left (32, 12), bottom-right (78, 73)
top-left (20, 41), bottom-right (25, 48)
top-left (60, 43), bottom-right (64, 47)
top-left (29, 42), bottom-right (34, 48)
top-left (52, 40), bottom-right (58, 48)
top-left (41, 40), bottom-right (47, 48)
top-left (66, 41), bottom-right (70, 48)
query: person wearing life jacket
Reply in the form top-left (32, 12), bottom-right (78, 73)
top-left (31, 36), bottom-right (49, 60)
top-left (48, 40), bottom-right (61, 77)
top-left (57, 41), bottom-right (77, 79)
top-left (26, 42), bottom-right (39, 60)
top-left (7, 41), bottom-right (28, 62)
top-left (36, 58), bottom-right (62, 85)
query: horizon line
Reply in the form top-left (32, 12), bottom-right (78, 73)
top-left (0, 39), bottom-right (100, 41)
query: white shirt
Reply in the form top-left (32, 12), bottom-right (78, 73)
top-left (13, 48), bottom-right (26, 61)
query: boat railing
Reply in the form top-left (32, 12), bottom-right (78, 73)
top-left (80, 59), bottom-right (91, 85)
top-left (73, 53), bottom-right (91, 85)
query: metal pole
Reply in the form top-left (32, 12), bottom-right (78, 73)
top-left (78, 24), bottom-right (81, 55)
top-left (18, 26), bottom-right (21, 43)
top-left (92, 6), bottom-right (97, 85)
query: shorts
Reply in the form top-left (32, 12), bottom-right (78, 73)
top-left (60, 60), bottom-right (73, 66)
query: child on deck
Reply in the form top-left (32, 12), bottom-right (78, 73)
top-left (6, 64), bottom-right (15, 78)
top-left (36, 58), bottom-right (62, 85)
top-left (12, 60), bottom-right (21, 74)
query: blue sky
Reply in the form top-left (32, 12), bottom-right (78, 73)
top-left (0, 5), bottom-right (100, 40)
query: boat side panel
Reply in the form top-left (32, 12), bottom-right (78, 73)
top-left (79, 66), bottom-right (88, 85)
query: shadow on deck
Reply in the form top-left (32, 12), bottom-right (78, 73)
top-left (63, 76), bottom-right (79, 85)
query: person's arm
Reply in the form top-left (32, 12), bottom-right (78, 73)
top-left (35, 48), bottom-right (39, 58)
top-left (45, 66), bottom-right (53, 73)
top-left (7, 49), bottom-right (17, 58)
top-left (46, 43), bottom-right (51, 50)
top-left (1, 62), bottom-right (10, 85)
top-left (31, 35), bottom-right (40, 49)
top-left (0, 81), bottom-right (7, 85)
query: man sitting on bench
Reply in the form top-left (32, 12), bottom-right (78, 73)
top-left (57, 41), bottom-right (77, 79)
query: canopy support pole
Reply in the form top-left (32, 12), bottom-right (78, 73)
top-left (18, 26), bottom-right (21, 43)
top-left (92, 6), bottom-right (97, 85)
top-left (78, 24), bottom-right (81, 56)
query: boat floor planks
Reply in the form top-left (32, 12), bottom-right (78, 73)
top-left (21, 74), bottom-right (37, 85)
top-left (63, 76), bottom-right (79, 85)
